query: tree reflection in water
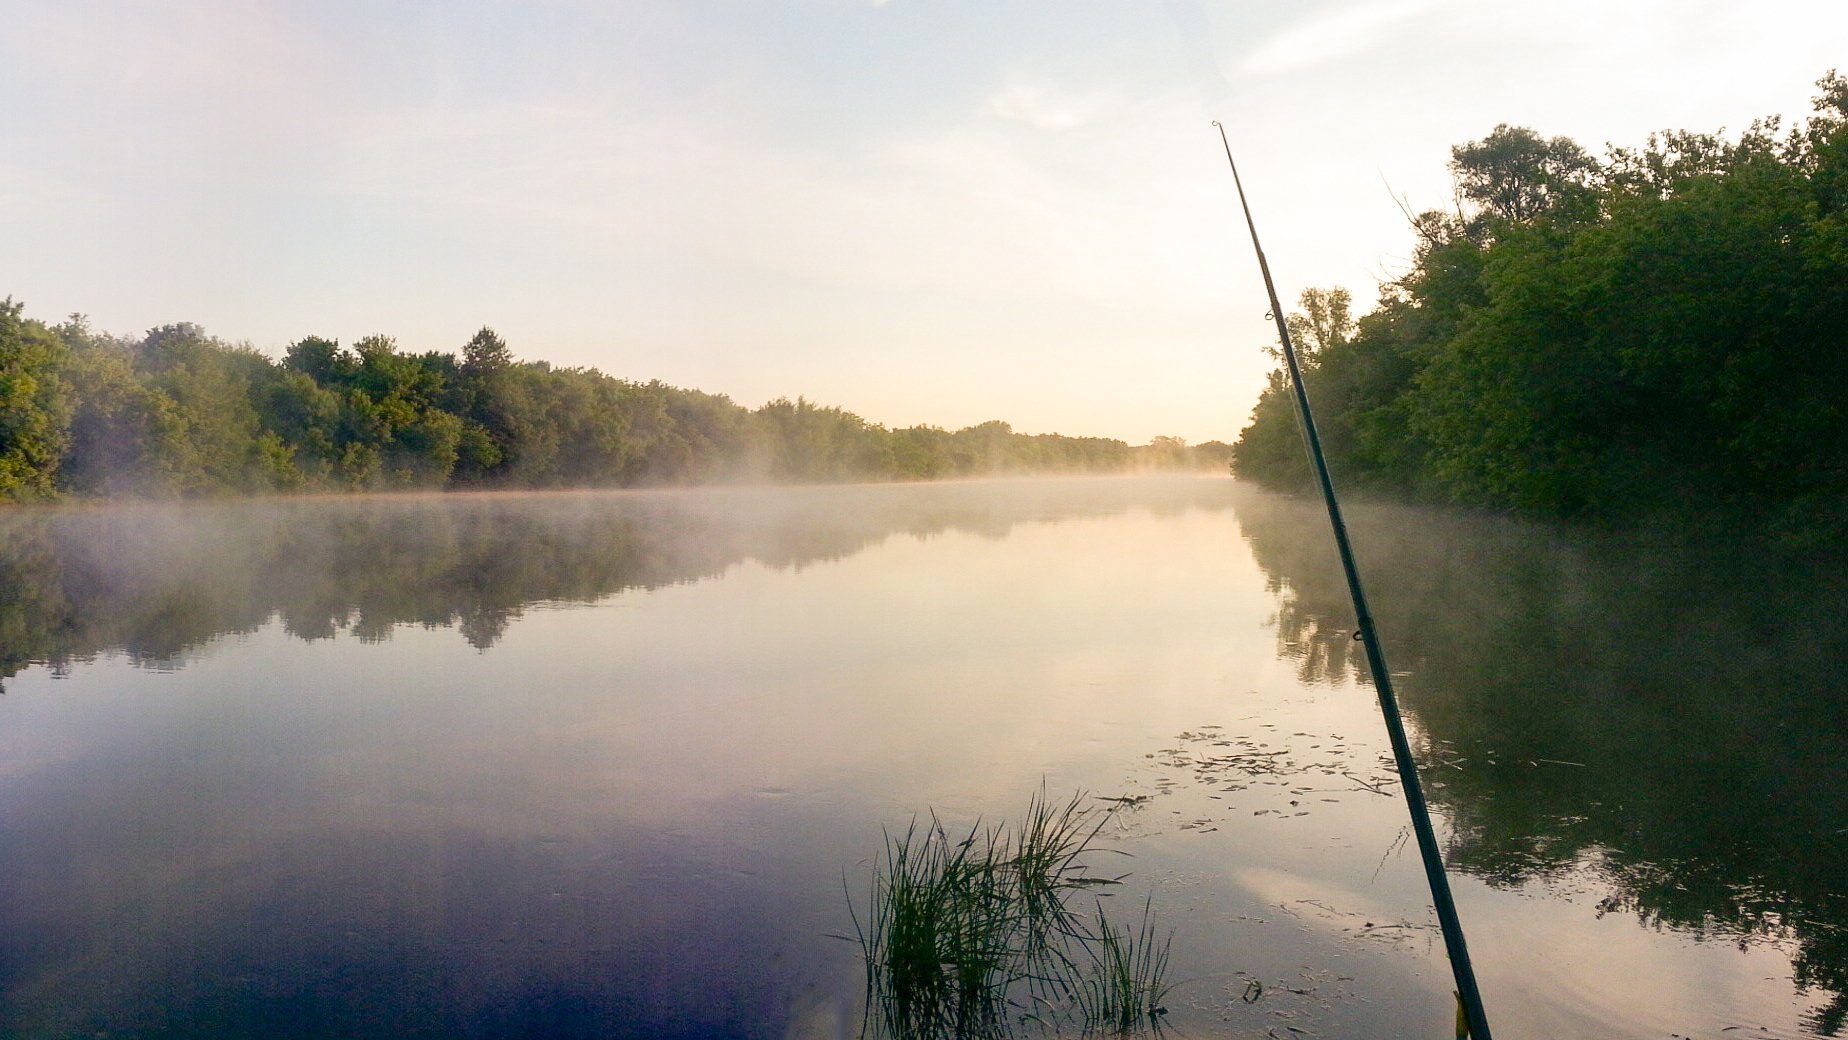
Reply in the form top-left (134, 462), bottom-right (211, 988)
top-left (1231, 490), bottom-right (1848, 1034)
top-left (7, 480), bottom-right (1845, 1033)
top-left (0, 479), bottom-right (1231, 684)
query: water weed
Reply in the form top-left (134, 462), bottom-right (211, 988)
top-left (851, 788), bottom-right (1171, 1039)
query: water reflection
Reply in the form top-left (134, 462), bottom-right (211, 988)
top-left (1230, 491), bottom-right (1848, 1034)
top-left (0, 478), bottom-right (1255, 1040)
top-left (5, 479), bottom-right (1845, 1038)
top-left (0, 479), bottom-right (1233, 686)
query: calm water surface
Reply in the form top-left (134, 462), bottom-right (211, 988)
top-left (1, 477), bottom-right (1843, 1038)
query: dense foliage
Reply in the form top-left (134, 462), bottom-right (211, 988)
top-left (0, 305), bottom-right (1229, 501)
top-left (1233, 73), bottom-right (1848, 536)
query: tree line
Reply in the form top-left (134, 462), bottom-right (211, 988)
top-left (1233, 72), bottom-right (1848, 538)
top-left (0, 308), bottom-right (1230, 500)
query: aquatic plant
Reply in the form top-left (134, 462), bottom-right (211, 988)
top-left (851, 788), bottom-right (1171, 1039)
top-left (1073, 898), bottom-right (1172, 1034)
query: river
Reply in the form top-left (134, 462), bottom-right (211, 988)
top-left (0, 476), bottom-right (1842, 1039)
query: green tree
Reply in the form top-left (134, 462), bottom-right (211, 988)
top-left (264, 370), bottom-right (344, 481)
top-left (461, 326), bottom-right (514, 376)
top-left (1450, 124), bottom-right (1599, 233)
top-left (1232, 287), bottom-right (1357, 488)
top-left (55, 316), bottom-right (188, 495)
top-left (755, 396), bottom-right (895, 482)
top-left (1231, 75), bottom-right (1848, 536)
top-left (1281, 286), bottom-right (1354, 367)
top-left (283, 336), bottom-right (354, 385)
top-left (102, 323), bottom-right (289, 494)
top-left (455, 327), bottom-right (529, 482)
top-left (0, 300), bottom-right (72, 499)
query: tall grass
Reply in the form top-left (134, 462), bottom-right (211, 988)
top-left (851, 789), bottom-right (1172, 1039)
top-left (1073, 897), bottom-right (1172, 1033)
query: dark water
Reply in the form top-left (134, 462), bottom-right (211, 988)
top-left (1, 478), bottom-right (1843, 1038)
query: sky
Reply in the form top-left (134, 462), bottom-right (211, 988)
top-left (2, 0), bottom-right (1844, 444)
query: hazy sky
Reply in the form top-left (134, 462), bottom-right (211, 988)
top-left (2, 1), bottom-right (1843, 443)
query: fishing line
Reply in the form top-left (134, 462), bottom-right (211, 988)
top-left (1211, 120), bottom-right (1494, 1040)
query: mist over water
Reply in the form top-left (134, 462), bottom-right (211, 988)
top-left (0, 479), bottom-right (1236, 681)
top-left (1, 477), bottom-right (1843, 1039)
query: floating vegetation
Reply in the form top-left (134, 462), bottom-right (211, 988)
top-left (850, 788), bottom-right (1172, 1039)
top-left (1136, 724), bottom-right (1401, 832)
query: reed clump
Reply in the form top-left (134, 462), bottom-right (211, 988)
top-left (851, 789), bottom-right (1172, 1039)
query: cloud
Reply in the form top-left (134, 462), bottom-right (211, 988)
top-left (984, 78), bottom-right (1118, 129)
top-left (1237, 0), bottom-right (1440, 79)
top-left (312, 71), bottom-right (1236, 324)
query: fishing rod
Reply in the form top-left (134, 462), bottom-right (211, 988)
top-left (1211, 120), bottom-right (1494, 1040)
